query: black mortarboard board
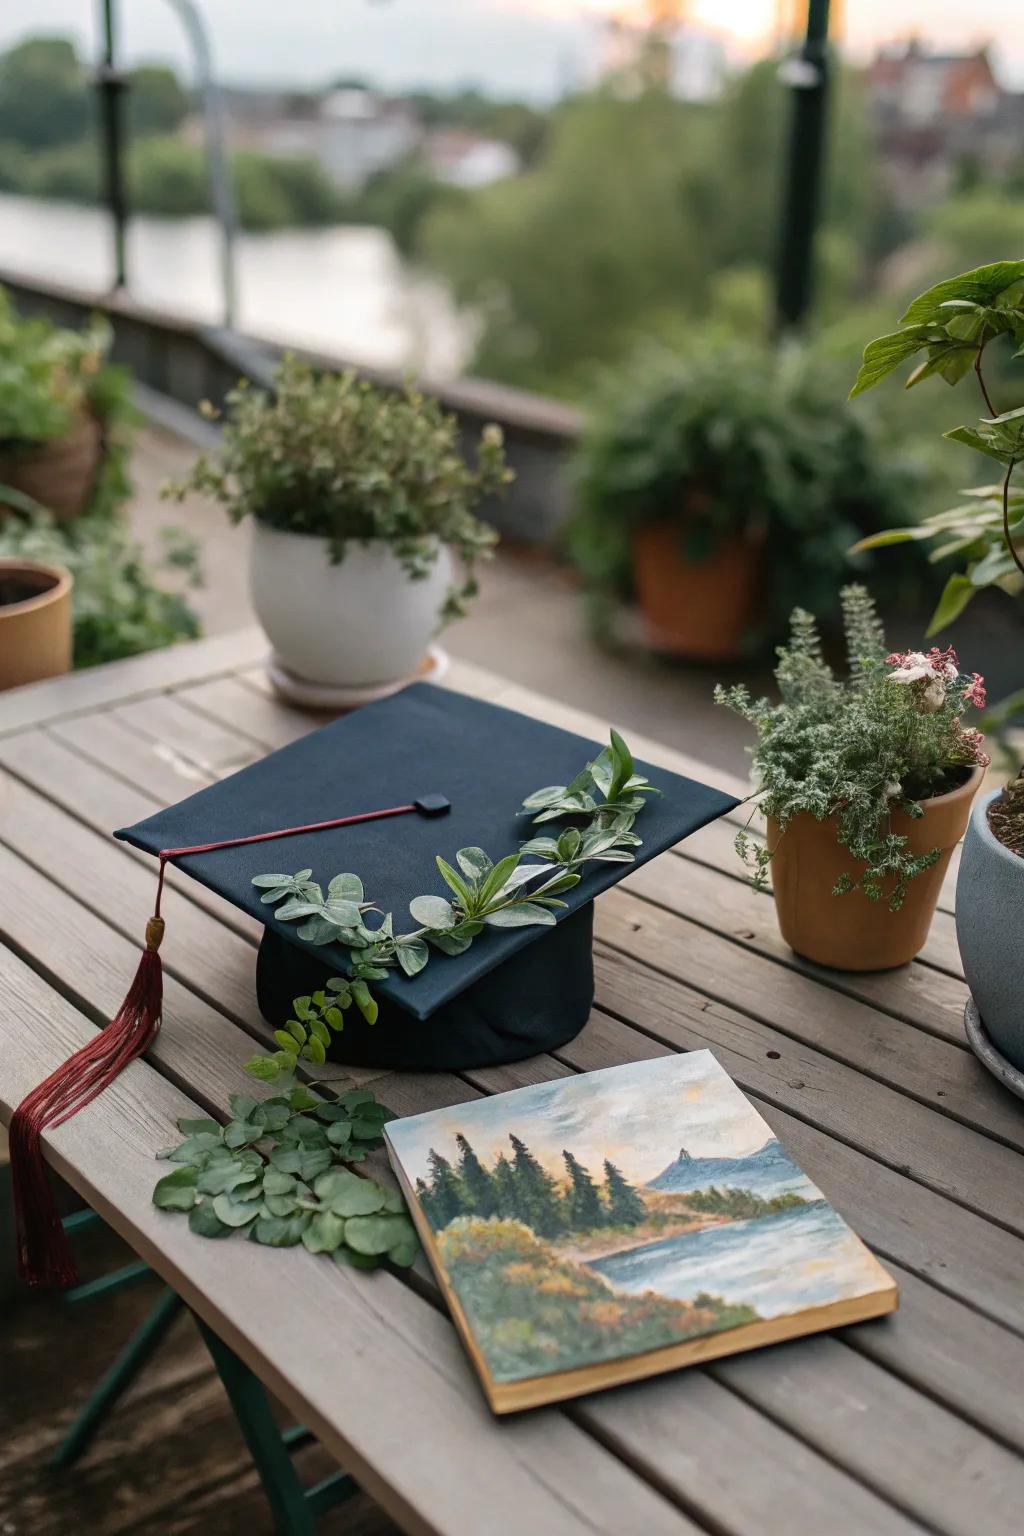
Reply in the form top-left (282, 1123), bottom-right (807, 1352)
top-left (113, 685), bottom-right (737, 1069)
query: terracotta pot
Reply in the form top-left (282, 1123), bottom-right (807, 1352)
top-left (0, 559), bottom-right (73, 690)
top-left (631, 520), bottom-right (760, 660)
top-left (767, 766), bottom-right (983, 971)
top-left (0, 412), bottom-right (103, 521)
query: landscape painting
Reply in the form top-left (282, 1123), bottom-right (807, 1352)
top-left (385, 1051), bottom-right (895, 1395)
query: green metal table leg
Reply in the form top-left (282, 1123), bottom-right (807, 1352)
top-left (194, 1308), bottom-right (356, 1536)
top-left (52, 1287), bottom-right (185, 1469)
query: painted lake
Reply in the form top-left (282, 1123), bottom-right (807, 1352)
top-left (588, 1203), bottom-right (882, 1319)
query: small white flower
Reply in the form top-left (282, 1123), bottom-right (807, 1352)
top-left (884, 780), bottom-right (902, 799)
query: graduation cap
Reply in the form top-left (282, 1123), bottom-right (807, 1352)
top-left (11, 683), bottom-right (738, 1286)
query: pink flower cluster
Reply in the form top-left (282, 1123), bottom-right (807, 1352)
top-left (885, 647), bottom-right (987, 713)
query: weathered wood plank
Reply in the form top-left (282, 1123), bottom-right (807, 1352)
top-left (0, 949), bottom-right (699, 1536)
top-left (50, 710), bottom-right (215, 804)
top-left (597, 889), bottom-right (1022, 1156)
top-left (0, 731), bottom-right (261, 942)
top-left (557, 1010), bottom-right (1024, 1339)
top-left (0, 628), bottom-right (268, 736)
top-left (634, 853), bottom-right (969, 1040)
top-left (590, 930), bottom-right (1024, 1235)
top-left (176, 675), bottom-right (319, 751)
top-left (112, 694), bottom-right (262, 777)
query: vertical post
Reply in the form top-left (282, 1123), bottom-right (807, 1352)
top-left (773, 0), bottom-right (831, 333)
top-left (96, 0), bottom-right (129, 292)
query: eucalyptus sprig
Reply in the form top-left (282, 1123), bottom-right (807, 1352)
top-left (247, 731), bottom-right (656, 1083)
top-left (151, 1082), bottom-right (417, 1268)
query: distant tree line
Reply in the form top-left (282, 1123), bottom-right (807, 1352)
top-left (415, 1131), bottom-right (649, 1237)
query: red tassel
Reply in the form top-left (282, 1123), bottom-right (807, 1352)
top-left (11, 915), bottom-right (165, 1288)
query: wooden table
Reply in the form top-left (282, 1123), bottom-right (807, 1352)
top-left (2, 629), bottom-right (1022, 1536)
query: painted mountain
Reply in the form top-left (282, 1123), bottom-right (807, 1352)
top-left (647, 1137), bottom-right (815, 1199)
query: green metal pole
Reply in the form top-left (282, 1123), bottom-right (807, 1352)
top-left (774, 0), bottom-right (831, 333)
top-left (97, 0), bottom-right (129, 291)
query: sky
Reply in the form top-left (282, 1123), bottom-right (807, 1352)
top-left (1, 0), bottom-right (1020, 98)
top-left (385, 1049), bottom-right (781, 1187)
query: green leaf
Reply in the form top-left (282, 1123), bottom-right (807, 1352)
top-left (899, 262), bottom-right (1024, 326)
top-left (327, 976), bottom-right (352, 994)
top-left (299, 1149), bottom-right (333, 1182)
top-left (293, 996), bottom-right (313, 1020)
top-left (251, 873), bottom-right (291, 888)
top-left (302, 1210), bottom-right (347, 1253)
top-left (176, 1117), bottom-right (222, 1137)
top-left (314, 1168), bottom-right (387, 1216)
top-left (328, 873), bottom-right (364, 903)
top-left (387, 1232), bottom-right (420, 1268)
top-left (153, 1166), bottom-right (199, 1211)
top-left (351, 980), bottom-right (378, 1025)
top-left (327, 1120), bottom-right (353, 1145)
top-left (228, 1094), bottom-right (259, 1122)
top-left (409, 893), bottom-right (457, 930)
top-left (288, 1085), bottom-right (320, 1112)
top-left (338, 1089), bottom-right (375, 1110)
top-left (268, 1146), bottom-right (303, 1174)
top-left (849, 326), bottom-right (935, 396)
top-left (251, 1213), bottom-right (310, 1246)
top-left (333, 1246), bottom-right (379, 1270)
top-left (323, 898), bottom-right (362, 928)
top-left (296, 916), bottom-right (342, 945)
top-left (276, 898), bottom-right (324, 921)
top-left (224, 1120), bottom-right (263, 1149)
top-left (309, 1015), bottom-right (331, 1047)
top-left (245, 1054), bottom-right (283, 1082)
top-left (323, 1005), bottom-right (346, 1029)
top-left (166, 1132), bottom-right (224, 1164)
top-left (455, 846), bottom-right (492, 881)
top-left (197, 1160), bottom-right (260, 1196)
top-left (303, 1035), bottom-right (327, 1066)
top-left (263, 1168), bottom-right (296, 1196)
top-left (344, 1213), bottom-right (418, 1258)
top-left (477, 852), bottom-right (522, 908)
top-left (427, 929), bottom-right (476, 956)
top-left (944, 425), bottom-right (1014, 464)
top-left (188, 1201), bottom-right (233, 1238)
top-left (926, 573), bottom-right (977, 635)
top-left (213, 1192), bottom-right (261, 1227)
top-left (483, 902), bottom-right (557, 928)
top-left (395, 938), bottom-right (429, 977)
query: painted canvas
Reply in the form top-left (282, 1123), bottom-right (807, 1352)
top-left (384, 1051), bottom-right (897, 1412)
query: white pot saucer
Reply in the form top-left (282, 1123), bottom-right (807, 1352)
top-left (964, 997), bottom-right (1024, 1101)
top-left (265, 644), bottom-right (449, 712)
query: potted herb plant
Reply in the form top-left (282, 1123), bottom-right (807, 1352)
top-left (716, 586), bottom-right (987, 970)
top-left (166, 358), bottom-right (510, 693)
top-left (568, 343), bottom-right (916, 660)
top-left (0, 289), bottom-right (133, 522)
top-left (848, 260), bottom-right (1024, 1073)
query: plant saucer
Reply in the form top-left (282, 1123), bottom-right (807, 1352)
top-left (964, 997), bottom-right (1024, 1102)
top-left (266, 644), bottom-right (449, 712)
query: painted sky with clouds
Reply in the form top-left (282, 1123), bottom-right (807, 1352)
top-left (386, 1049), bottom-right (781, 1187)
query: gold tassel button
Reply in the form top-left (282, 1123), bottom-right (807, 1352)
top-left (145, 916), bottom-right (166, 952)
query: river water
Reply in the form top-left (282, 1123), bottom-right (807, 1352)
top-left (0, 193), bottom-right (472, 375)
top-left (589, 1204), bottom-right (884, 1319)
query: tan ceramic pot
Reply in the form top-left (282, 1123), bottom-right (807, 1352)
top-left (0, 412), bottom-right (102, 521)
top-left (631, 519), bottom-right (761, 661)
top-left (0, 559), bottom-right (73, 690)
top-left (767, 765), bottom-right (983, 971)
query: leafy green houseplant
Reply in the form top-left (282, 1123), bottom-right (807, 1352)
top-left (716, 586), bottom-right (987, 971)
top-left (0, 287), bottom-right (135, 521)
top-left (850, 260), bottom-right (1024, 727)
top-left (165, 357), bottom-right (511, 691)
top-left (568, 343), bottom-right (919, 660)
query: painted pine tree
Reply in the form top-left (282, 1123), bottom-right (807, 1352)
top-left (492, 1152), bottom-right (518, 1218)
top-left (562, 1150), bottom-right (606, 1231)
top-left (602, 1160), bottom-right (647, 1226)
top-left (425, 1148), bottom-right (465, 1229)
top-left (508, 1133), bottom-right (565, 1237)
top-left (455, 1132), bottom-right (499, 1218)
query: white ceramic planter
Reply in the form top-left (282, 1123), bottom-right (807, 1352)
top-left (249, 523), bottom-right (453, 688)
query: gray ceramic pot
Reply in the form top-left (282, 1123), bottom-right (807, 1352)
top-left (956, 787), bottom-right (1024, 1070)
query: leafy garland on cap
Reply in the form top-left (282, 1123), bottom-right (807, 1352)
top-left (244, 730), bottom-right (658, 1083)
